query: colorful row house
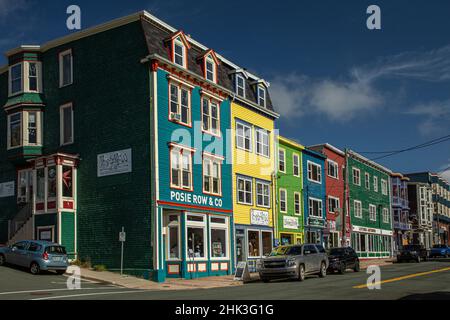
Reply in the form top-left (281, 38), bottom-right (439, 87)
top-left (275, 136), bottom-right (304, 246)
top-left (390, 173), bottom-right (411, 250)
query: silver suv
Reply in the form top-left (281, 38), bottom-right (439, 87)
top-left (259, 244), bottom-right (329, 282)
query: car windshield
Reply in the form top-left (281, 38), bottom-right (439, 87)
top-left (45, 246), bottom-right (66, 254)
top-left (269, 246), bottom-right (301, 256)
top-left (329, 248), bottom-right (346, 255)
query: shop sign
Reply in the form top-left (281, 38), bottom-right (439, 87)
top-left (250, 209), bottom-right (269, 226)
top-left (352, 225), bottom-right (393, 236)
top-left (170, 190), bottom-right (223, 208)
top-left (308, 217), bottom-right (325, 227)
top-left (283, 216), bottom-right (299, 230)
top-left (97, 148), bottom-right (132, 177)
top-left (0, 181), bottom-right (14, 198)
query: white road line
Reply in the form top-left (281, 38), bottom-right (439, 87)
top-left (30, 290), bottom-right (147, 300)
top-left (0, 287), bottom-right (120, 296)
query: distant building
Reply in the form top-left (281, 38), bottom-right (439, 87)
top-left (406, 180), bottom-right (433, 249)
top-left (390, 173), bottom-right (411, 249)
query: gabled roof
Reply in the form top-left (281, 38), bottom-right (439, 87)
top-left (348, 150), bottom-right (392, 174)
top-left (278, 135), bottom-right (305, 150)
top-left (197, 49), bottom-right (220, 65)
top-left (309, 143), bottom-right (345, 157)
top-left (164, 30), bottom-right (191, 49)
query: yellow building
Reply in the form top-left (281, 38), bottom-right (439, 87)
top-left (229, 77), bottom-right (279, 268)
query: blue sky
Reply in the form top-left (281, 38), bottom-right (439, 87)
top-left (1, 0), bottom-right (449, 179)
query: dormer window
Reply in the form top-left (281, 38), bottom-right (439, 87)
top-left (258, 86), bottom-right (266, 107)
top-left (236, 74), bottom-right (245, 98)
top-left (174, 38), bottom-right (185, 67)
top-left (205, 56), bottom-right (215, 82)
top-left (200, 50), bottom-right (219, 83)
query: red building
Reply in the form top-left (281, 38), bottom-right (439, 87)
top-left (310, 144), bottom-right (351, 248)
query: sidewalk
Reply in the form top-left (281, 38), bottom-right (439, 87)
top-left (78, 268), bottom-right (243, 290)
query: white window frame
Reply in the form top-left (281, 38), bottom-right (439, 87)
top-left (354, 200), bottom-right (362, 218)
top-left (205, 56), bottom-right (216, 83)
top-left (293, 153), bottom-right (300, 177)
top-left (328, 196), bottom-right (340, 214)
top-left (294, 192), bottom-right (301, 215)
top-left (201, 97), bottom-right (220, 136)
top-left (257, 85), bottom-right (266, 108)
top-left (170, 147), bottom-right (193, 191)
top-left (169, 82), bottom-right (192, 126)
top-left (308, 197), bottom-right (323, 218)
top-left (7, 112), bottom-right (22, 150)
top-left (7, 111), bottom-right (43, 150)
top-left (202, 155), bottom-right (222, 196)
top-left (365, 172), bottom-right (370, 190)
top-left (307, 161), bottom-right (322, 184)
top-left (173, 37), bottom-right (186, 68)
top-left (237, 176), bottom-right (253, 205)
top-left (278, 148), bottom-right (286, 173)
top-left (247, 229), bottom-right (273, 258)
top-left (60, 103), bottom-right (74, 146)
top-left (369, 204), bottom-right (377, 221)
top-left (381, 179), bottom-right (388, 195)
top-left (256, 180), bottom-right (271, 208)
top-left (255, 128), bottom-right (270, 158)
top-left (373, 176), bottom-right (378, 192)
top-left (8, 62), bottom-right (23, 96)
top-left (235, 74), bottom-right (245, 98)
top-left (209, 215), bottom-right (230, 260)
top-left (382, 208), bottom-right (390, 224)
top-left (352, 168), bottom-right (361, 186)
top-left (165, 214), bottom-right (181, 261)
top-left (185, 213), bottom-right (207, 261)
top-left (327, 159), bottom-right (339, 179)
top-left (279, 188), bottom-right (287, 213)
top-left (59, 49), bottom-right (73, 88)
top-left (235, 121), bottom-right (252, 152)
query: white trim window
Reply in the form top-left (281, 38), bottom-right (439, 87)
top-left (203, 156), bottom-right (222, 196)
top-left (170, 83), bottom-right (191, 126)
top-left (257, 86), bottom-right (266, 108)
top-left (237, 176), bottom-right (252, 205)
top-left (59, 49), bottom-right (73, 87)
top-left (235, 74), bottom-right (245, 98)
top-left (307, 161), bottom-right (322, 183)
top-left (60, 103), bottom-right (74, 146)
top-left (166, 214), bottom-right (181, 260)
top-left (170, 147), bottom-right (193, 191)
top-left (279, 189), bottom-right (287, 213)
top-left (352, 168), bottom-right (361, 186)
top-left (7, 111), bottom-right (42, 149)
top-left (365, 172), bottom-right (370, 190)
top-left (278, 148), bottom-right (286, 173)
top-left (293, 153), bottom-right (300, 177)
top-left (202, 98), bottom-right (220, 136)
top-left (308, 198), bottom-right (323, 218)
top-left (205, 56), bottom-right (216, 82)
top-left (236, 121), bottom-right (252, 151)
top-left (247, 229), bottom-right (273, 258)
top-left (7, 112), bottom-right (22, 149)
top-left (373, 176), bottom-right (379, 192)
top-left (28, 62), bottom-right (39, 92)
top-left (209, 216), bottom-right (229, 259)
top-left (382, 208), bottom-right (390, 224)
top-left (294, 192), bottom-right (301, 215)
top-left (256, 180), bottom-right (271, 208)
top-left (186, 214), bottom-right (206, 260)
top-left (9, 63), bottom-right (23, 96)
top-left (255, 128), bottom-right (270, 157)
top-left (327, 160), bottom-right (339, 179)
top-left (354, 200), bottom-right (362, 218)
top-left (328, 196), bottom-right (340, 214)
top-left (381, 179), bottom-right (388, 195)
top-left (369, 204), bottom-right (377, 221)
top-left (173, 37), bottom-right (186, 68)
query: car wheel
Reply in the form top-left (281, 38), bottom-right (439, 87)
top-left (354, 261), bottom-right (360, 272)
top-left (298, 264), bottom-right (305, 282)
top-left (338, 263), bottom-right (346, 275)
top-left (319, 262), bottom-right (327, 278)
top-left (30, 262), bottom-right (40, 275)
top-left (0, 254), bottom-right (5, 266)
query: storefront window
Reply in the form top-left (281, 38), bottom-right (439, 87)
top-left (210, 216), bottom-right (228, 259)
top-left (36, 168), bottom-right (45, 203)
top-left (248, 230), bottom-right (260, 257)
top-left (62, 166), bottom-right (73, 198)
top-left (187, 227), bottom-right (205, 258)
top-left (262, 232), bottom-right (272, 256)
top-left (166, 215), bottom-right (180, 259)
top-left (47, 166), bottom-right (57, 199)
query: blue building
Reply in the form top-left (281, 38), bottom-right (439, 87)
top-left (302, 148), bottom-right (327, 245)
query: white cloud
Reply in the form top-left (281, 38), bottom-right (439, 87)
top-left (270, 45), bottom-right (450, 122)
top-left (440, 161), bottom-right (450, 182)
top-left (406, 100), bottom-right (450, 136)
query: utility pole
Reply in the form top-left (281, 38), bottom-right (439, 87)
top-left (342, 148), bottom-right (349, 247)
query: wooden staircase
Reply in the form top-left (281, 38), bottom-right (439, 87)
top-left (7, 203), bottom-right (33, 246)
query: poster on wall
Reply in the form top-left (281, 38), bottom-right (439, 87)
top-left (0, 181), bottom-right (14, 198)
top-left (250, 209), bottom-right (269, 226)
top-left (97, 148), bottom-right (132, 177)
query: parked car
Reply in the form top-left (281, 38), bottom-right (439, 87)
top-left (0, 240), bottom-right (68, 275)
top-left (327, 247), bottom-right (360, 274)
top-left (259, 244), bottom-right (329, 282)
top-left (396, 244), bottom-right (429, 263)
top-left (430, 245), bottom-right (450, 258)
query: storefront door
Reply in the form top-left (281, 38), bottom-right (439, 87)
top-left (236, 233), bottom-right (245, 262)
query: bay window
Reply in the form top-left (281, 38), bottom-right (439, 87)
top-left (47, 166), bottom-right (57, 200)
top-left (36, 168), bottom-right (45, 203)
top-left (8, 113), bottom-right (21, 148)
top-left (170, 147), bottom-right (193, 190)
top-left (9, 63), bottom-right (23, 95)
top-left (62, 166), bottom-right (73, 198)
top-left (9, 61), bottom-right (42, 96)
top-left (28, 63), bottom-right (38, 92)
top-left (203, 155), bottom-right (222, 196)
top-left (7, 111), bottom-right (42, 149)
top-left (202, 98), bottom-right (220, 136)
top-left (210, 216), bottom-right (229, 259)
top-left (256, 180), bottom-right (270, 208)
top-left (169, 83), bottom-right (191, 126)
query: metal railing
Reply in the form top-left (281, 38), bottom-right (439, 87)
top-left (8, 203), bottom-right (33, 240)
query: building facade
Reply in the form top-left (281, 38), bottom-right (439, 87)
top-left (348, 151), bottom-right (393, 259)
top-left (275, 136), bottom-right (304, 246)
top-left (406, 181), bottom-right (433, 249)
top-left (309, 143), bottom-right (350, 249)
top-left (302, 148), bottom-right (327, 245)
top-left (391, 173), bottom-right (411, 249)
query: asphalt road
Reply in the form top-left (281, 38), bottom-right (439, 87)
top-left (1, 260), bottom-right (450, 300)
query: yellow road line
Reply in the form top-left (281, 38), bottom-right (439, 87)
top-left (353, 266), bottom-right (450, 289)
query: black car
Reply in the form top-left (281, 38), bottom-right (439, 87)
top-left (327, 247), bottom-right (360, 274)
top-left (396, 244), bottom-right (429, 263)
